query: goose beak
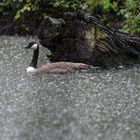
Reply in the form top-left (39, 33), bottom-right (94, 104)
top-left (24, 45), bottom-right (30, 49)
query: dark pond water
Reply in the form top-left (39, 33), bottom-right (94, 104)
top-left (0, 36), bottom-right (140, 140)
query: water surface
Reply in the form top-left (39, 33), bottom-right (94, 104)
top-left (0, 36), bottom-right (140, 140)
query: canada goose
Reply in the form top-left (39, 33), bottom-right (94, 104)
top-left (24, 42), bottom-right (92, 74)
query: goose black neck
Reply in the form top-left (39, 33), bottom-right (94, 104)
top-left (29, 47), bottom-right (39, 68)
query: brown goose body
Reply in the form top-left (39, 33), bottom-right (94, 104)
top-left (31, 62), bottom-right (91, 74)
top-left (25, 42), bottom-right (92, 74)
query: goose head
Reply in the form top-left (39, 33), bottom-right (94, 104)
top-left (24, 42), bottom-right (39, 50)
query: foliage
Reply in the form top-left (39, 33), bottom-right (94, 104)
top-left (88, 0), bottom-right (140, 34)
top-left (0, 0), bottom-right (139, 34)
top-left (118, 0), bottom-right (140, 34)
top-left (88, 0), bottom-right (118, 12)
top-left (50, 0), bottom-right (88, 11)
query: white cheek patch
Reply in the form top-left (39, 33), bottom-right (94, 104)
top-left (27, 67), bottom-right (36, 73)
top-left (31, 43), bottom-right (38, 50)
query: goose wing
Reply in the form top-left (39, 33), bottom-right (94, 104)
top-left (43, 62), bottom-right (92, 69)
top-left (37, 62), bottom-right (92, 73)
